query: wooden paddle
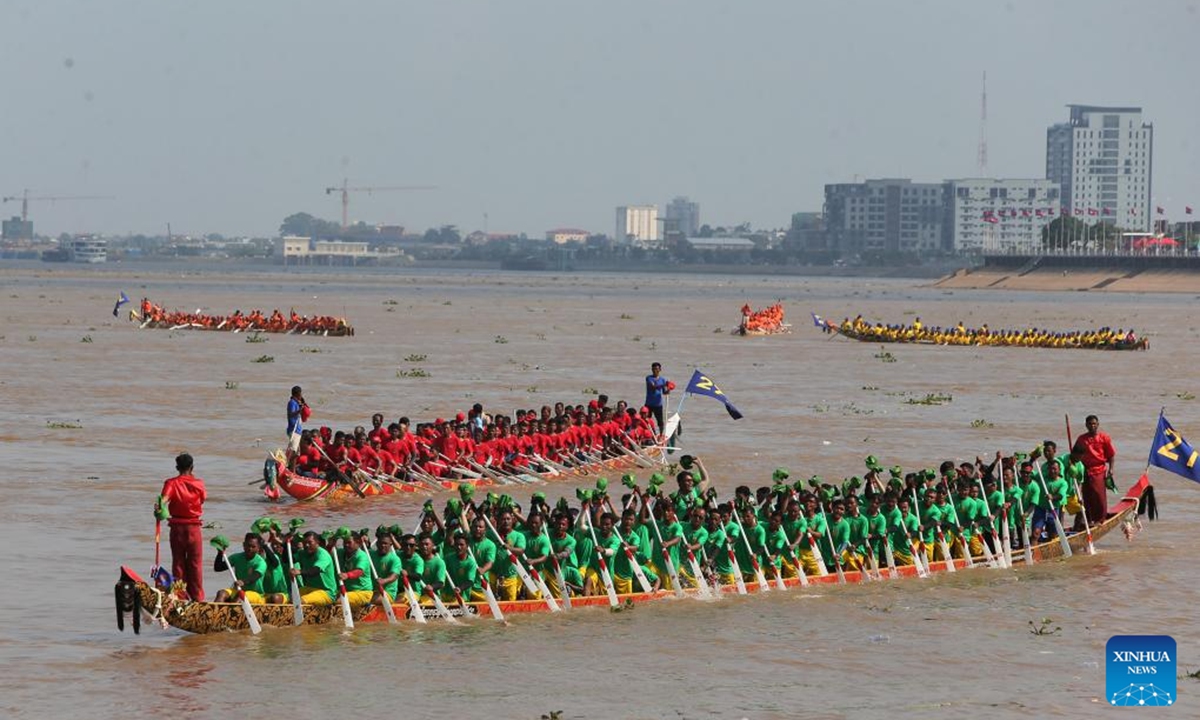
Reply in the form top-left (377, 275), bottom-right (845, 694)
top-left (1070, 478), bottom-right (1097, 555)
top-left (329, 544), bottom-right (355, 629)
top-left (285, 537), bottom-right (305, 626)
top-left (1014, 493), bottom-right (1035, 566)
top-left (364, 551), bottom-right (397, 625)
top-left (646, 498), bottom-right (686, 598)
top-left (464, 543), bottom-right (506, 623)
top-left (215, 548), bottom-right (262, 635)
top-left (398, 570), bottom-right (427, 624)
top-left (482, 513), bottom-right (559, 612)
top-left (818, 501), bottom-right (847, 585)
top-left (581, 504), bottom-right (620, 608)
top-left (1033, 464), bottom-right (1073, 558)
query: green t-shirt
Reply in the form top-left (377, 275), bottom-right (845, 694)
top-left (713, 524), bottom-right (738, 574)
top-left (864, 510), bottom-right (887, 553)
top-left (298, 546), bottom-right (337, 598)
top-left (821, 517), bottom-right (851, 564)
top-left (261, 549), bottom-right (288, 595)
top-left (704, 525), bottom-right (727, 569)
top-left (399, 552), bottom-right (425, 593)
top-left (550, 532), bottom-right (579, 570)
top-left (587, 531), bottom-right (621, 573)
top-left (845, 514), bottom-right (870, 553)
top-left (524, 530), bottom-right (553, 572)
top-left (444, 551), bottom-right (479, 595)
top-left (782, 516), bottom-right (808, 547)
top-left (1040, 476), bottom-right (1069, 509)
top-left (421, 553), bottom-right (447, 590)
top-left (228, 551), bottom-right (267, 596)
top-left (492, 529), bottom-right (526, 579)
top-left (340, 548), bottom-right (373, 593)
top-left (469, 536), bottom-right (497, 574)
top-left (734, 522), bottom-right (765, 572)
top-left (763, 526), bottom-right (788, 567)
top-left (888, 511), bottom-right (920, 552)
top-left (613, 528), bottom-right (649, 580)
top-left (1021, 480), bottom-right (1041, 512)
top-left (652, 519), bottom-right (684, 571)
top-left (371, 549), bottom-right (402, 599)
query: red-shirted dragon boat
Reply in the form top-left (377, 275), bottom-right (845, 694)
top-left (267, 446), bottom-right (663, 502)
top-left (115, 475), bottom-right (1153, 635)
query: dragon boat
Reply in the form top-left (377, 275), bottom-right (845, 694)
top-left (115, 475), bottom-right (1153, 635)
top-left (133, 298), bottom-right (354, 336)
top-left (734, 303), bottom-right (791, 337)
top-left (267, 448), bottom-right (662, 502)
top-left (812, 313), bottom-right (1148, 350)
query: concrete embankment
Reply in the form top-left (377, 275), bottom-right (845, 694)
top-left (934, 256), bottom-right (1200, 293)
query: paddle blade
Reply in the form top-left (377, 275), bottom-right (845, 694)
top-left (242, 597), bottom-right (263, 634)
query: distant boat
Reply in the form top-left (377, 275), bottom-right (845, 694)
top-left (71, 237), bottom-right (107, 263)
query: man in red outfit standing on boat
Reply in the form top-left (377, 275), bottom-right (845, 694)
top-left (1073, 415), bottom-right (1116, 526)
top-left (155, 453), bottom-right (208, 601)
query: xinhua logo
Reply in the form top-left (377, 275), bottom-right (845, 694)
top-left (1106, 635), bottom-right (1176, 707)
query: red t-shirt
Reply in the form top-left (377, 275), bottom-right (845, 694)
top-left (1075, 431), bottom-right (1116, 475)
top-left (161, 473), bottom-right (206, 525)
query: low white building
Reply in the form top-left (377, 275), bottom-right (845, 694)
top-left (946, 179), bottom-right (1061, 252)
top-left (278, 236), bottom-right (382, 264)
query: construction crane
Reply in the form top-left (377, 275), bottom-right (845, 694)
top-left (324, 179), bottom-right (436, 230)
top-left (1, 189), bottom-right (113, 223)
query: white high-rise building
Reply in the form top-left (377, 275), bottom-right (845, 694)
top-left (615, 205), bottom-right (659, 245)
top-left (947, 178), bottom-right (1061, 252)
top-left (1046, 105), bottom-right (1153, 231)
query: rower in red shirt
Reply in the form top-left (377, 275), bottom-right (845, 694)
top-left (155, 453), bottom-right (207, 601)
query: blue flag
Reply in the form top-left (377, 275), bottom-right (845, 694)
top-left (684, 369), bottom-right (743, 420)
top-left (112, 291), bottom-right (130, 317)
top-left (1148, 413), bottom-right (1200, 484)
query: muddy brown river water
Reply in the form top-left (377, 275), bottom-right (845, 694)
top-left (0, 265), bottom-right (1196, 719)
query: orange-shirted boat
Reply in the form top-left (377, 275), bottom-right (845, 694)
top-left (135, 298), bottom-right (353, 336)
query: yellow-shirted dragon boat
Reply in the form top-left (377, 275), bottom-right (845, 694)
top-left (811, 312), bottom-right (1148, 350)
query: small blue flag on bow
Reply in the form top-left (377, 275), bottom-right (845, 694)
top-left (684, 369), bottom-right (743, 420)
top-left (1148, 412), bottom-right (1200, 484)
top-left (112, 291), bottom-right (130, 317)
top-left (811, 312), bottom-right (824, 328)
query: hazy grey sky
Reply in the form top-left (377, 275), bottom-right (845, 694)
top-left (2, 1), bottom-right (1197, 238)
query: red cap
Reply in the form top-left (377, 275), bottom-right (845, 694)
top-left (588, 400), bottom-right (599, 410)
top-left (455, 412), bottom-right (466, 422)
top-left (434, 418), bottom-right (445, 425)
top-left (640, 406), bottom-right (651, 415)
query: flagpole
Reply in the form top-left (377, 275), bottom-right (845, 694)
top-left (1145, 407), bottom-right (1165, 476)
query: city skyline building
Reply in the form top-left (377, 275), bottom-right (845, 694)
top-left (823, 179), bottom-right (949, 257)
top-left (615, 205), bottom-right (659, 245)
top-left (946, 178), bottom-right (1060, 253)
top-left (1046, 104), bottom-right (1153, 232)
top-left (665, 196), bottom-right (700, 237)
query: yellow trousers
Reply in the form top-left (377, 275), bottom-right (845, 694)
top-left (298, 587), bottom-right (333, 606)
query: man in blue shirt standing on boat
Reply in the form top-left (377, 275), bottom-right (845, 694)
top-left (644, 362), bottom-right (673, 437)
top-left (287, 385), bottom-right (308, 453)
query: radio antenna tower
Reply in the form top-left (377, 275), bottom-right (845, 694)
top-left (977, 71), bottom-right (988, 176)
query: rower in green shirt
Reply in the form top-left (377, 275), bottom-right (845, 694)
top-left (213, 533), bottom-right (268, 604)
top-left (396, 533), bottom-right (425, 595)
top-left (370, 531), bottom-right (402, 605)
top-left (888, 496), bottom-right (922, 566)
top-left (613, 510), bottom-right (658, 594)
top-left (291, 531), bottom-right (337, 606)
top-left (417, 533), bottom-right (448, 601)
top-left (582, 511), bottom-right (621, 597)
top-left (680, 507), bottom-right (710, 585)
top-left (549, 513), bottom-right (583, 597)
top-left (443, 533), bottom-right (480, 601)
